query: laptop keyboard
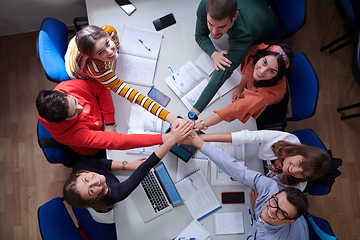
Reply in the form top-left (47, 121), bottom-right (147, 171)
top-left (180, 144), bottom-right (198, 154)
top-left (141, 172), bottom-right (170, 213)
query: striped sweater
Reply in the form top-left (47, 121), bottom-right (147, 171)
top-left (65, 25), bottom-right (169, 120)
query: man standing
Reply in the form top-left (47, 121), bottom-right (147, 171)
top-left (188, 0), bottom-right (274, 118)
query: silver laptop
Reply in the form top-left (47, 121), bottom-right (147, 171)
top-left (131, 162), bottom-right (183, 222)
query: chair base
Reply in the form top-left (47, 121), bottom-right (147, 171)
top-left (337, 103), bottom-right (360, 120)
top-left (320, 31), bottom-right (354, 54)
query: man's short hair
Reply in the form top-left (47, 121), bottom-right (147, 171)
top-left (36, 90), bottom-right (69, 123)
top-left (278, 187), bottom-right (309, 219)
top-left (206, 0), bottom-right (237, 21)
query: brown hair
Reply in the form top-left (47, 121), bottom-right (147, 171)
top-left (74, 25), bottom-right (109, 79)
top-left (63, 170), bottom-right (112, 212)
top-left (206, 0), bottom-right (237, 21)
top-left (272, 141), bottom-right (330, 186)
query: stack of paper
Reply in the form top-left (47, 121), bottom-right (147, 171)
top-left (173, 220), bottom-right (211, 240)
top-left (213, 212), bottom-right (245, 235)
top-left (126, 105), bottom-right (162, 155)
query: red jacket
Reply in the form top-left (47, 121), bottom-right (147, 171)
top-left (38, 79), bottom-right (162, 156)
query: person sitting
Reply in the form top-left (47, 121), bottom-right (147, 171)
top-left (188, 0), bottom-right (274, 118)
top-left (198, 130), bottom-right (330, 191)
top-left (63, 121), bottom-right (193, 223)
top-left (183, 133), bottom-right (310, 240)
top-left (195, 42), bottom-right (293, 130)
top-left (36, 79), bottom-right (191, 156)
top-left (65, 24), bottom-right (184, 127)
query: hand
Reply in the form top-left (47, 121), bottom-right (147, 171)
top-left (249, 189), bottom-right (259, 213)
top-left (125, 157), bottom-right (147, 171)
top-left (171, 118), bottom-right (196, 138)
top-left (181, 131), bottom-right (204, 149)
top-left (168, 121), bottom-right (194, 144)
top-left (231, 84), bottom-right (244, 100)
top-left (104, 124), bottom-right (116, 133)
top-left (211, 51), bottom-right (232, 71)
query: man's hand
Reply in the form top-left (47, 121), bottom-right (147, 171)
top-left (104, 124), bottom-right (116, 133)
top-left (211, 51), bottom-right (232, 71)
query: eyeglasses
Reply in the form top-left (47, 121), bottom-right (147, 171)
top-left (268, 195), bottom-right (295, 221)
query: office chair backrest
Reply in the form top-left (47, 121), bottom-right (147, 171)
top-left (292, 129), bottom-right (327, 151)
top-left (72, 207), bottom-right (117, 240)
top-left (304, 212), bottom-right (338, 240)
top-left (37, 121), bottom-right (78, 166)
top-left (37, 17), bottom-right (70, 83)
top-left (288, 53), bottom-right (319, 121)
top-left (38, 197), bottom-right (84, 240)
top-left (292, 129), bottom-right (342, 196)
top-left (272, 0), bottom-right (307, 38)
top-left (351, 31), bottom-right (360, 86)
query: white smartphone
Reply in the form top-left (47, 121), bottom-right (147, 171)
top-left (147, 87), bottom-right (171, 107)
top-left (115, 0), bottom-right (136, 16)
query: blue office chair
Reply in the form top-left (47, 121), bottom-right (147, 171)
top-left (37, 17), bottom-right (71, 83)
top-left (255, 53), bottom-right (319, 130)
top-left (38, 197), bottom-right (84, 240)
top-left (292, 129), bottom-right (342, 196)
top-left (304, 212), bottom-right (338, 240)
top-left (287, 53), bottom-right (319, 122)
top-left (37, 121), bottom-right (79, 166)
top-left (72, 207), bottom-right (117, 240)
top-left (321, 0), bottom-right (360, 54)
top-left (263, 0), bottom-right (306, 42)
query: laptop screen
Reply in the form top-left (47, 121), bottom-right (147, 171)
top-left (154, 163), bottom-right (183, 206)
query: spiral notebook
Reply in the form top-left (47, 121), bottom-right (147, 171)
top-left (175, 169), bottom-right (221, 221)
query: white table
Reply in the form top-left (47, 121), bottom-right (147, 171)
top-left (85, 0), bottom-right (263, 239)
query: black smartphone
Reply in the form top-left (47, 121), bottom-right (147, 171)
top-left (153, 13), bottom-right (176, 31)
top-left (147, 87), bottom-right (171, 107)
top-left (221, 191), bottom-right (245, 204)
top-left (115, 0), bottom-right (136, 16)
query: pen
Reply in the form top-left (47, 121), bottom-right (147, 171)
top-left (248, 207), bottom-right (254, 226)
top-left (138, 39), bottom-right (151, 51)
top-left (168, 66), bottom-right (176, 80)
top-left (178, 238), bottom-right (197, 240)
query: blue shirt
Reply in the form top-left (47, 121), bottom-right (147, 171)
top-left (201, 142), bottom-right (309, 240)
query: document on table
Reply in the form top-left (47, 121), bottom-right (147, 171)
top-left (213, 212), bottom-right (245, 235)
top-left (175, 169), bottom-right (222, 221)
top-left (209, 142), bottom-right (245, 185)
top-left (173, 220), bottom-right (211, 240)
top-left (126, 105), bottom-right (162, 155)
top-left (115, 25), bottom-right (163, 87)
top-left (176, 157), bottom-right (209, 182)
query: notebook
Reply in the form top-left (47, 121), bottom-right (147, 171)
top-left (131, 162), bottom-right (183, 223)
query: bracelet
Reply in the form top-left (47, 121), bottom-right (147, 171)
top-left (200, 120), bottom-right (208, 130)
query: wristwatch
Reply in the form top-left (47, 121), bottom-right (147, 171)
top-left (122, 161), bottom-right (128, 171)
top-left (187, 111), bottom-right (198, 120)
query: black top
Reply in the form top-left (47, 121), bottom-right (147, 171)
top-left (72, 152), bottom-right (161, 206)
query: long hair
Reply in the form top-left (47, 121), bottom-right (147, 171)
top-left (206, 0), bottom-right (237, 21)
top-left (63, 170), bottom-right (112, 212)
top-left (74, 25), bottom-right (109, 79)
top-left (251, 42), bottom-right (294, 88)
top-left (272, 141), bottom-right (330, 186)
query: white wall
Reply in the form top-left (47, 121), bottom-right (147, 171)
top-left (0, 0), bottom-right (87, 36)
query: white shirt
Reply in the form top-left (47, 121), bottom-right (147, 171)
top-left (231, 130), bottom-right (306, 191)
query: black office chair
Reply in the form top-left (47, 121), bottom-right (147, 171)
top-left (321, 0), bottom-right (360, 54)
